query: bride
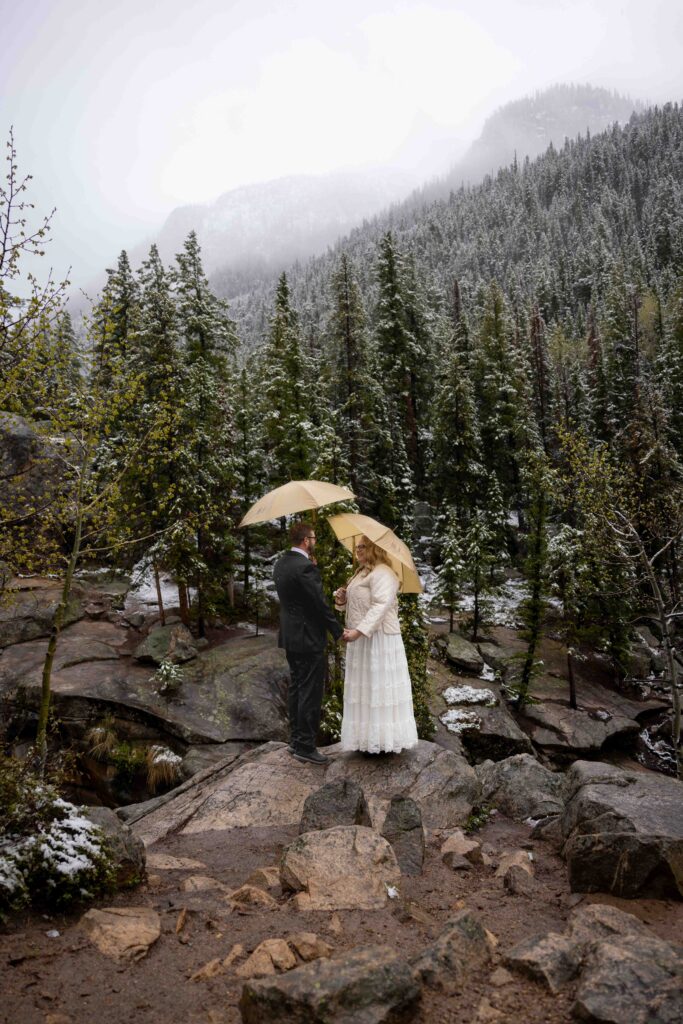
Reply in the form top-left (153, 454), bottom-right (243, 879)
top-left (335, 536), bottom-right (419, 754)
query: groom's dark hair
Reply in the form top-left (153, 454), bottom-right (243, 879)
top-left (290, 521), bottom-right (314, 546)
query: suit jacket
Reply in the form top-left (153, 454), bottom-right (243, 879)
top-left (273, 550), bottom-right (343, 653)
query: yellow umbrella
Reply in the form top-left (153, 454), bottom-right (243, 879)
top-left (239, 480), bottom-right (355, 527)
top-left (327, 512), bottom-right (423, 594)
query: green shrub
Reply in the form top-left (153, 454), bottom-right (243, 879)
top-left (0, 754), bottom-right (114, 918)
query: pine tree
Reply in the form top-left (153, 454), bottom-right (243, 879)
top-left (432, 508), bottom-right (466, 631)
top-left (261, 273), bottom-right (311, 486)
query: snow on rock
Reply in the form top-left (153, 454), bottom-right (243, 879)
top-left (442, 686), bottom-right (498, 707)
top-left (440, 709), bottom-right (482, 734)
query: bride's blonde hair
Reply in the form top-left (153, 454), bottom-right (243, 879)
top-left (358, 536), bottom-right (392, 571)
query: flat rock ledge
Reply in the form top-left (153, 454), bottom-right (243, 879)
top-left (128, 740), bottom-right (480, 846)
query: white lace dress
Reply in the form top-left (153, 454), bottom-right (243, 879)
top-left (340, 565), bottom-right (419, 754)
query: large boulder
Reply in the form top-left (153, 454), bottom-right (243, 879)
top-left (129, 740), bottom-right (480, 847)
top-left (439, 681), bottom-right (533, 762)
top-left (325, 740), bottom-right (480, 832)
top-left (475, 754), bottom-right (565, 822)
top-left (280, 825), bottom-right (401, 911)
top-left (505, 903), bottom-right (683, 1021)
top-left (560, 761), bottom-right (683, 898)
top-left (82, 806), bottom-right (146, 887)
top-left (299, 779), bottom-right (372, 834)
top-left (239, 945), bottom-right (421, 1023)
top-left (445, 632), bottom-right (484, 674)
top-left (133, 622), bottom-right (198, 665)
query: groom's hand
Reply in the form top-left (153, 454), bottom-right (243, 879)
top-left (342, 628), bottom-right (362, 643)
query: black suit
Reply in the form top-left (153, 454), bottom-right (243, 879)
top-left (273, 550), bottom-right (343, 753)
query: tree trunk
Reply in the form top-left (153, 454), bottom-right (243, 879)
top-left (153, 562), bottom-right (165, 626)
top-left (178, 582), bottom-right (190, 625)
top-left (567, 649), bottom-right (577, 710)
top-left (37, 460), bottom-right (88, 767)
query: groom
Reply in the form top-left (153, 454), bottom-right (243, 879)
top-left (273, 522), bottom-right (344, 765)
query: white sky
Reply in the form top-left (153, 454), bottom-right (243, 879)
top-left (1, 0), bottom-right (682, 285)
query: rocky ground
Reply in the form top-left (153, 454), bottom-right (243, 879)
top-left (1, 573), bottom-right (682, 1023)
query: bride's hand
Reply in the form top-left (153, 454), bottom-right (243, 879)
top-left (342, 628), bottom-right (362, 642)
top-left (334, 586), bottom-right (347, 605)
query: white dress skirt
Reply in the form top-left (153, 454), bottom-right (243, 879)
top-left (341, 630), bottom-right (419, 753)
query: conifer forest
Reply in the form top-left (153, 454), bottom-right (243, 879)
top-left (2, 102), bottom-right (683, 772)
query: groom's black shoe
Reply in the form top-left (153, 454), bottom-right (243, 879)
top-left (293, 748), bottom-right (329, 766)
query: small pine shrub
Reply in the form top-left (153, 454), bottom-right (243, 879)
top-left (0, 754), bottom-right (114, 918)
top-left (152, 659), bottom-right (183, 698)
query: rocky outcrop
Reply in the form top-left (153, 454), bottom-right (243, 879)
top-left (299, 779), bottom-right (372, 834)
top-left (0, 581), bottom-right (84, 648)
top-left (129, 741), bottom-right (480, 847)
top-left (560, 761), bottom-right (683, 898)
top-left (280, 825), bottom-right (401, 911)
top-left (475, 754), bottom-right (565, 822)
top-left (505, 903), bottom-right (683, 1021)
top-left (0, 628), bottom-right (290, 747)
top-left (239, 945), bottom-right (421, 1023)
top-left (517, 676), bottom-right (666, 761)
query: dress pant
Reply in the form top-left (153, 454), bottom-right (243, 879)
top-left (285, 649), bottom-right (327, 753)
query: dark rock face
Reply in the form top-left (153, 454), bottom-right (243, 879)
top-left (299, 779), bottom-right (372, 834)
top-left (411, 910), bottom-right (490, 994)
top-left (504, 904), bottom-right (683, 1022)
top-left (445, 633), bottom-right (484, 674)
top-left (0, 583), bottom-right (84, 648)
top-left (380, 795), bottom-right (424, 876)
top-left (475, 754), bottom-right (565, 822)
top-left (560, 761), bottom-right (683, 899)
top-left (82, 806), bottom-right (146, 887)
top-left (239, 944), bottom-right (421, 1023)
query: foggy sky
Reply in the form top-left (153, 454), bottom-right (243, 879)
top-left (2, 0), bottom-right (682, 288)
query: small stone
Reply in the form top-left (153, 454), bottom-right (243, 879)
top-left (288, 933), bottom-right (333, 962)
top-left (236, 946), bottom-right (278, 979)
top-left (485, 930), bottom-right (499, 952)
top-left (244, 866), bottom-right (280, 891)
top-left (503, 863), bottom-right (538, 896)
top-left (228, 884), bottom-right (278, 910)
top-left (443, 851), bottom-right (472, 871)
top-left (80, 907), bottom-right (161, 961)
top-left (328, 913), bottom-right (342, 935)
top-left (495, 850), bottom-right (534, 878)
top-left (380, 795), bottom-right (425, 876)
top-left (489, 967), bottom-right (514, 987)
top-left (292, 892), bottom-right (314, 911)
top-left (190, 958), bottom-right (225, 982)
top-left (257, 939), bottom-right (297, 972)
top-left (182, 874), bottom-right (230, 893)
top-left (222, 943), bottom-right (245, 967)
top-left (476, 998), bottom-right (503, 1022)
top-left (441, 831), bottom-right (483, 865)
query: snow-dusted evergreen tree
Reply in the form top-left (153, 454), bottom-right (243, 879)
top-left (432, 508), bottom-right (465, 631)
top-left (91, 250), bottom-right (140, 393)
top-left (168, 231), bottom-right (239, 636)
top-left (429, 284), bottom-right (484, 518)
top-left (374, 231), bottom-right (425, 488)
top-left (326, 253), bottom-right (369, 496)
top-left (234, 359), bottom-right (268, 597)
top-left (462, 511), bottom-right (500, 642)
top-left (260, 273), bottom-right (311, 486)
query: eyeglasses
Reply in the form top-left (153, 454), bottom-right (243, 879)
top-left (356, 544), bottom-right (367, 550)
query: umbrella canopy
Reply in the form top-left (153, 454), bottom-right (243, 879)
top-left (239, 480), bottom-right (355, 528)
top-left (327, 513), bottom-right (423, 594)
